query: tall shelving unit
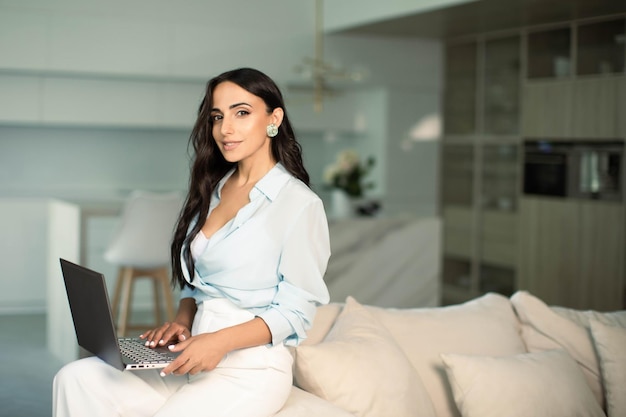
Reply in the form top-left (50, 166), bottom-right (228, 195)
top-left (441, 34), bottom-right (522, 305)
top-left (441, 15), bottom-right (626, 309)
top-left (519, 16), bottom-right (626, 311)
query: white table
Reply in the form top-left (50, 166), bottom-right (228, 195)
top-left (0, 198), bottom-right (80, 364)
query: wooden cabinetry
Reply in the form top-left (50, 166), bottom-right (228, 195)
top-left (522, 17), bottom-right (626, 139)
top-left (441, 145), bottom-right (476, 303)
top-left (442, 16), bottom-right (626, 306)
top-left (577, 18), bottom-right (625, 76)
top-left (579, 201), bottom-right (625, 309)
top-left (523, 76), bottom-right (623, 139)
top-left (571, 77), bottom-right (622, 138)
top-left (441, 141), bottom-right (520, 304)
top-left (442, 207), bottom-right (519, 304)
top-left (619, 77), bottom-right (626, 138)
top-left (518, 198), bottom-right (580, 306)
top-left (522, 80), bottom-right (573, 137)
top-left (518, 19), bottom-right (626, 308)
top-left (527, 26), bottom-right (572, 79)
top-left (441, 34), bottom-right (521, 305)
top-left (443, 42), bottom-right (478, 135)
top-left (519, 197), bottom-right (624, 310)
top-left (484, 35), bottom-right (522, 134)
top-left (480, 210), bottom-right (517, 267)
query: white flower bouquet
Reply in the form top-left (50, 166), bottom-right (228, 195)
top-left (323, 149), bottom-right (375, 198)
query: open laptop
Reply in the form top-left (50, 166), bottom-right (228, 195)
top-left (59, 258), bottom-right (180, 371)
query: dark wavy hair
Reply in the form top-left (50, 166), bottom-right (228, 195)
top-left (170, 67), bottom-right (310, 289)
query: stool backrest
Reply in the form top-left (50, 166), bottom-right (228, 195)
top-left (104, 190), bottom-right (184, 268)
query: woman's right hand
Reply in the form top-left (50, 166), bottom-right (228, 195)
top-left (140, 321), bottom-right (191, 348)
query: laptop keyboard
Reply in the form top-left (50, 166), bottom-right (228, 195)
top-left (118, 338), bottom-right (177, 364)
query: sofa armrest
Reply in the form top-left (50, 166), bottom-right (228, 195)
top-left (274, 386), bottom-right (355, 417)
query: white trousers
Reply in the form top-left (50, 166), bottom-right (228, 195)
top-left (53, 299), bottom-right (293, 417)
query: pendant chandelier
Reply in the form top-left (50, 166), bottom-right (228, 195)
top-left (292, 0), bottom-right (366, 112)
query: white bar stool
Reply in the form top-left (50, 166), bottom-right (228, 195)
top-left (104, 191), bottom-right (184, 337)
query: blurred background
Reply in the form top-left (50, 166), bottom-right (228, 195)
top-left (0, 0), bottom-right (443, 319)
top-left (0, 0), bottom-right (625, 414)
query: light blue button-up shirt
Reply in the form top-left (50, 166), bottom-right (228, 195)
top-left (180, 163), bottom-right (331, 346)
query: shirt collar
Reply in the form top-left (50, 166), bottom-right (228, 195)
top-left (215, 167), bottom-right (235, 200)
top-left (253, 162), bottom-right (291, 201)
top-left (215, 163), bottom-right (292, 202)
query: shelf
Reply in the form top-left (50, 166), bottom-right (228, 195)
top-left (444, 42), bottom-right (478, 135)
top-left (0, 72), bottom-right (202, 130)
top-left (442, 257), bottom-right (473, 289)
top-left (577, 18), bottom-right (626, 76)
top-left (527, 26), bottom-right (572, 79)
top-left (526, 18), bottom-right (626, 80)
top-left (443, 16), bottom-right (625, 310)
top-left (443, 207), bottom-right (473, 259)
top-left (478, 264), bottom-right (516, 296)
top-left (442, 283), bottom-right (480, 306)
top-left (441, 144), bottom-right (475, 206)
top-left (484, 35), bottom-right (522, 134)
top-left (481, 143), bottom-right (520, 210)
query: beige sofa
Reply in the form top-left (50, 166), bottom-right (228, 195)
top-left (275, 291), bottom-right (626, 417)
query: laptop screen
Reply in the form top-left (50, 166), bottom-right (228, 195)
top-left (59, 259), bottom-right (125, 370)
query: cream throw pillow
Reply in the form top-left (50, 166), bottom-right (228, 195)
top-left (293, 296), bottom-right (436, 417)
top-left (552, 306), bottom-right (626, 328)
top-left (510, 290), bottom-right (605, 407)
top-left (590, 320), bottom-right (626, 417)
top-left (441, 349), bottom-right (606, 417)
top-left (366, 292), bottom-right (526, 417)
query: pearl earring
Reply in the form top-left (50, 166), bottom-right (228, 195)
top-left (266, 123), bottom-right (278, 138)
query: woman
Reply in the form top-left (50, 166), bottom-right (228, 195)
top-left (53, 68), bottom-right (331, 417)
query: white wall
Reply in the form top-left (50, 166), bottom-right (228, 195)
top-left (0, 1), bottom-right (443, 313)
top-left (296, 88), bottom-right (388, 199)
top-left (325, 0), bottom-right (477, 32)
top-left (0, 127), bottom-right (192, 313)
top-left (0, 199), bottom-right (79, 314)
top-left (0, 2), bottom-right (440, 129)
top-left (0, 74), bottom-right (205, 128)
top-left (0, 126), bottom-right (190, 201)
top-left (384, 88), bottom-right (441, 216)
top-left (0, 1), bottom-right (313, 82)
top-left (0, 79), bottom-right (441, 313)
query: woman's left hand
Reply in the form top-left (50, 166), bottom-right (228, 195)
top-left (159, 317), bottom-right (272, 377)
top-left (160, 332), bottom-right (228, 376)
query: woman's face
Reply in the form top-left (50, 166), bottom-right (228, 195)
top-left (210, 81), bottom-right (282, 166)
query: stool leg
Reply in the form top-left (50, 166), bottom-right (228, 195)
top-left (111, 268), bottom-right (124, 323)
top-left (159, 268), bottom-right (175, 322)
top-left (117, 267), bottom-right (134, 337)
top-left (152, 277), bottom-right (162, 326)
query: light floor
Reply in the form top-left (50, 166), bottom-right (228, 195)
top-left (0, 314), bottom-right (63, 417)
top-left (0, 311), bottom-right (154, 417)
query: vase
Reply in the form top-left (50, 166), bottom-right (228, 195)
top-left (331, 189), bottom-right (353, 219)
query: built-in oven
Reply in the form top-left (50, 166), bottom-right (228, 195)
top-left (523, 140), bottom-right (623, 201)
top-left (523, 141), bottom-right (569, 197)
